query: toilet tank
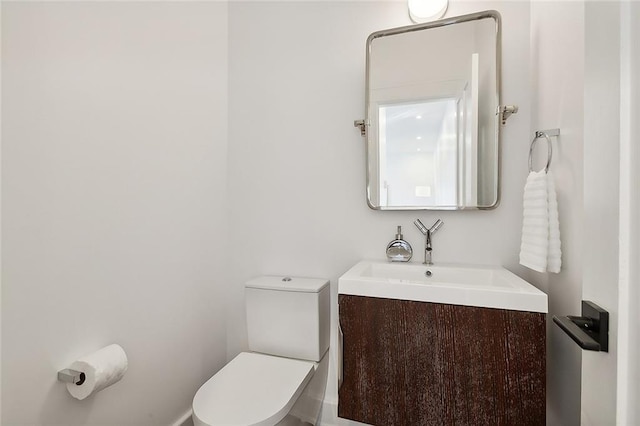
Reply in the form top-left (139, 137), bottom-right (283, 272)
top-left (245, 276), bottom-right (330, 362)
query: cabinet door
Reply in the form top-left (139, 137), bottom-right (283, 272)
top-left (338, 295), bottom-right (545, 426)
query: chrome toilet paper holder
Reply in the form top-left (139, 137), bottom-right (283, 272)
top-left (58, 368), bottom-right (85, 385)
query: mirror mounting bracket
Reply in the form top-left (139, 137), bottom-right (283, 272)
top-left (499, 105), bottom-right (519, 126)
top-left (354, 119), bottom-right (366, 137)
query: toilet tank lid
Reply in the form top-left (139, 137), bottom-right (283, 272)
top-left (246, 276), bottom-right (329, 293)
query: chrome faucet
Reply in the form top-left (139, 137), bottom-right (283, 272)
top-left (414, 219), bottom-right (444, 265)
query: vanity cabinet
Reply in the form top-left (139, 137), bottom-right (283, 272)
top-left (338, 295), bottom-right (546, 426)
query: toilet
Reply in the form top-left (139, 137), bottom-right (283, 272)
top-left (193, 276), bottom-right (330, 426)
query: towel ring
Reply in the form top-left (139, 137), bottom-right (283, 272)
top-left (529, 131), bottom-right (553, 173)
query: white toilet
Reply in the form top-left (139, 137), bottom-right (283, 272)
top-left (193, 276), bottom-right (330, 426)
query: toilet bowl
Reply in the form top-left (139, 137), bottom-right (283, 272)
top-left (192, 276), bottom-right (330, 426)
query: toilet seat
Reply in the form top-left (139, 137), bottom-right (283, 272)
top-left (192, 352), bottom-right (315, 426)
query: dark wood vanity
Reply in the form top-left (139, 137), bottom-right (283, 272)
top-left (338, 295), bottom-right (546, 426)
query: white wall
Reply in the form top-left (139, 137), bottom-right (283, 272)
top-left (529, 2), bottom-right (585, 425)
top-left (1, 2), bottom-right (229, 424)
top-left (618, 2), bottom-right (640, 423)
top-left (582, 3), bottom-right (620, 424)
top-left (227, 1), bottom-right (533, 423)
top-left (0, 2), bottom-right (3, 420)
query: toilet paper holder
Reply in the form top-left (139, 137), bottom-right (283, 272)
top-left (58, 368), bottom-right (85, 385)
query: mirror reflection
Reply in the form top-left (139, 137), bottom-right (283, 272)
top-left (365, 11), bottom-right (501, 210)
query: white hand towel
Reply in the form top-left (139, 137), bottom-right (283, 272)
top-left (519, 171), bottom-right (562, 273)
top-left (546, 172), bottom-right (562, 272)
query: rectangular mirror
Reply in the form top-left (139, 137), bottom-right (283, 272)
top-left (362, 11), bottom-right (502, 210)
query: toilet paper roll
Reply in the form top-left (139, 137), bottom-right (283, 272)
top-left (66, 344), bottom-right (128, 400)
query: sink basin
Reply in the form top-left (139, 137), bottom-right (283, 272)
top-left (338, 260), bottom-right (548, 313)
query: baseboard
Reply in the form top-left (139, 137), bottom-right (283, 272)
top-left (170, 409), bottom-right (193, 426)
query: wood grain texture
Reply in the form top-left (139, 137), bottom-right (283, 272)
top-left (338, 295), bottom-right (546, 426)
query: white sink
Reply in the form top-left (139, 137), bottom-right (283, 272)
top-left (338, 260), bottom-right (548, 313)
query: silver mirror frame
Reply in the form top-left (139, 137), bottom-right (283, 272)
top-left (362, 10), bottom-right (503, 211)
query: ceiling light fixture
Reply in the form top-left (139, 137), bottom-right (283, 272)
top-left (408, 0), bottom-right (448, 23)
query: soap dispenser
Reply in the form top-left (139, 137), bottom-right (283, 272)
top-left (386, 226), bottom-right (413, 262)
